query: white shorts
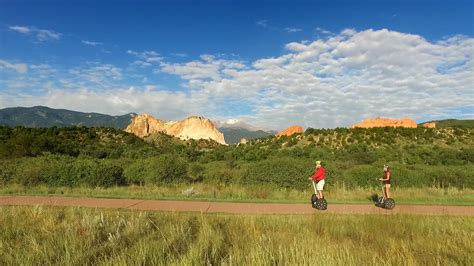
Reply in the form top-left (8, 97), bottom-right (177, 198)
top-left (316, 179), bottom-right (325, 191)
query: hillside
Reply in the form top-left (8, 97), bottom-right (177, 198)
top-left (1, 125), bottom-right (472, 189)
top-left (0, 106), bottom-right (135, 128)
top-left (419, 119), bottom-right (474, 128)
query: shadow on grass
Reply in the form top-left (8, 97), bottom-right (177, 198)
top-left (369, 193), bottom-right (379, 203)
top-left (369, 193), bottom-right (384, 208)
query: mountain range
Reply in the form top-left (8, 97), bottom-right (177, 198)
top-left (0, 106), bottom-right (136, 128)
top-left (0, 106), bottom-right (275, 144)
top-left (1, 106), bottom-right (472, 145)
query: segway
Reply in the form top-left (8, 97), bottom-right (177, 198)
top-left (311, 180), bottom-right (327, 210)
top-left (377, 183), bottom-right (395, 210)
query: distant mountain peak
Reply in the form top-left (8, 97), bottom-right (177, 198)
top-left (214, 119), bottom-right (274, 133)
top-left (225, 118), bottom-right (240, 124)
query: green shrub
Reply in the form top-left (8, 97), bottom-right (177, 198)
top-left (92, 164), bottom-right (126, 187)
top-left (241, 157), bottom-right (313, 189)
top-left (189, 163), bottom-right (205, 183)
top-left (154, 155), bottom-right (188, 184)
top-left (123, 156), bottom-right (188, 185)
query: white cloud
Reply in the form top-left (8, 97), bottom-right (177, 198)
top-left (315, 27), bottom-right (333, 35)
top-left (284, 27), bottom-right (302, 33)
top-left (257, 20), bottom-right (303, 33)
top-left (127, 50), bottom-right (163, 68)
top-left (160, 55), bottom-right (246, 87)
top-left (159, 29), bottom-right (474, 129)
top-left (0, 59), bottom-right (28, 73)
top-left (131, 60), bottom-right (152, 68)
top-left (9, 25), bottom-right (61, 42)
top-left (36, 29), bottom-right (61, 42)
top-left (0, 86), bottom-right (211, 120)
top-left (9, 26), bottom-right (31, 34)
top-left (256, 20), bottom-right (269, 28)
top-left (1, 29), bottom-right (473, 130)
top-left (66, 63), bottom-right (123, 89)
top-left (81, 40), bottom-right (103, 46)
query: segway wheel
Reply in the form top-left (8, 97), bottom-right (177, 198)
top-left (315, 198), bottom-right (327, 210)
top-left (311, 194), bottom-right (318, 209)
top-left (377, 196), bottom-right (384, 206)
top-left (384, 198), bottom-right (395, 210)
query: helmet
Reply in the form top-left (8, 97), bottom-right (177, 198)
top-left (315, 160), bottom-right (321, 165)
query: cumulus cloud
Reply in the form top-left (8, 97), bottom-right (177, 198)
top-left (9, 25), bottom-right (61, 42)
top-left (160, 54), bottom-right (245, 88)
top-left (159, 29), bottom-right (474, 129)
top-left (1, 29), bottom-right (473, 130)
top-left (67, 63), bottom-right (123, 88)
top-left (0, 59), bottom-right (28, 73)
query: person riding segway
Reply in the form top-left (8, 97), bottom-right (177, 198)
top-left (308, 160), bottom-right (327, 210)
top-left (377, 164), bottom-right (395, 209)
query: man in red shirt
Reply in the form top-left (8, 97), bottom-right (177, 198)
top-left (308, 160), bottom-right (325, 199)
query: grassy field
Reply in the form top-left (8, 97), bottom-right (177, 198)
top-left (0, 206), bottom-right (473, 265)
top-left (1, 184), bottom-right (474, 206)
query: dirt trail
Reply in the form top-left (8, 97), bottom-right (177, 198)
top-left (1, 196), bottom-right (473, 215)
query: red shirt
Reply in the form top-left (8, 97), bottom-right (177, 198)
top-left (311, 166), bottom-right (325, 181)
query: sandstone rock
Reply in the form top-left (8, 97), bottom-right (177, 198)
top-left (276, 125), bottom-right (304, 137)
top-left (125, 114), bottom-right (226, 144)
top-left (351, 117), bottom-right (417, 128)
top-left (422, 122), bottom-right (436, 128)
top-left (239, 138), bottom-right (248, 145)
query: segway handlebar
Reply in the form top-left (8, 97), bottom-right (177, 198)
top-left (311, 180), bottom-right (317, 194)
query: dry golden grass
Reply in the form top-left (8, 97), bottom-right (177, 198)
top-left (1, 206), bottom-right (473, 265)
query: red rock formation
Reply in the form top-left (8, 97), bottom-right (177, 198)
top-left (275, 125), bottom-right (304, 137)
top-left (351, 117), bottom-right (417, 128)
top-left (125, 114), bottom-right (226, 144)
top-left (422, 122), bottom-right (436, 128)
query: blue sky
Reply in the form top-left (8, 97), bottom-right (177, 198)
top-left (0, 0), bottom-right (473, 129)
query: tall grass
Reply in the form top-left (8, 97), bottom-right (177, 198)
top-left (1, 183), bottom-right (473, 205)
top-left (1, 206), bottom-right (473, 265)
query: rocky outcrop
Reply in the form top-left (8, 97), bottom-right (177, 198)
top-left (275, 125), bottom-right (304, 137)
top-left (239, 138), bottom-right (248, 145)
top-left (125, 114), bottom-right (226, 144)
top-left (422, 122), bottom-right (436, 128)
top-left (351, 117), bottom-right (417, 128)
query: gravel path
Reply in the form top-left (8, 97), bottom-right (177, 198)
top-left (1, 196), bottom-right (473, 215)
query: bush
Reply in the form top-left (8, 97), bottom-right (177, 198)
top-left (154, 155), bottom-right (188, 184)
top-left (241, 157), bottom-right (313, 189)
top-left (188, 163), bottom-right (205, 183)
top-left (93, 164), bottom-right (126, 187)
top-left (123, 155), bottom-right (188, 185)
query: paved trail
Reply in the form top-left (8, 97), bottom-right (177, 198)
top-left (1, 196), bottom-right (473, 215)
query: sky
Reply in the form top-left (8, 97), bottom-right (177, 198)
top-left (0, 0), bottom-right (473, 130)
